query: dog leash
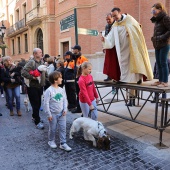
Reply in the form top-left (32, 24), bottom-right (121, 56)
top-left (88, 106), bottom-right (97, 118)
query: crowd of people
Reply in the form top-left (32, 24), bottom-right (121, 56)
top-left (0, 45), bottom-right (99, 151)
top-left (0, 2), bottom-right (169, 151)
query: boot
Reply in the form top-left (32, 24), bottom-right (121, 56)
top-left (10, 110), bottom-right (14, 116)
top-left (125, 97), bottom-right (133, 106)
top-left (17, 110), bottom-right (22, 116)
top-left (151, 97), bottom-right (156, 103)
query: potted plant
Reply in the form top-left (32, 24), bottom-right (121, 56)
top-left (0, 44), bottom-right (8, 49)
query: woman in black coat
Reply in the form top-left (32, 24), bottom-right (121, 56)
top-left (151, 2), bottom-right (170, 87)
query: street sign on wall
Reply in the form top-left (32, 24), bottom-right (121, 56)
top-left (60, 14), bottom-right (75, 31)
top-left (78, 28), bottom-right (99, 36)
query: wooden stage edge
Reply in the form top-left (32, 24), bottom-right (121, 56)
top-left (94, 79), bottom-right (170, 94)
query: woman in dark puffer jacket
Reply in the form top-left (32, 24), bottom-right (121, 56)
top-left (151, 2), bottom-right (170, 87)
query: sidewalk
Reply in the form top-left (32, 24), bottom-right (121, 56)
top-left (0, 89), bottom-right (170, 170)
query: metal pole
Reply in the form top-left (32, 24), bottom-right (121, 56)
top-left (2, 48), bottom-right (5, 57)
top-left (2, 34), bottom-right (5, 56)
top-left (74, 8), bottom-right (78, 45)
top-left (0, 21), bottom-right (6, 57)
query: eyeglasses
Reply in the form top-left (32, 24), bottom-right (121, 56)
top-left (151, 10), bottom-right (156, 14)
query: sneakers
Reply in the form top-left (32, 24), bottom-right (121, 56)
top-left (1, 94), bottom-right (4, 98)
top-left (48, 141), bottom-right (71, 151)
top-left (39, 107), bottom-right (43, 111)
top-left (112, 89), bottom-right (116, 95)
top-left (36, 122), bottom-right (44, 129)
top-left (32, 117), bottom-right (44, 123)
top-left (59, 143), bottom-right (72, 151)
top-left (48, 141), bottom-right (57, 149)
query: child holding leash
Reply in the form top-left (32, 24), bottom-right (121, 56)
top-left (78, 62), bottom-right (99, 120)
top-left (44, 71), bottom-right (71, 151)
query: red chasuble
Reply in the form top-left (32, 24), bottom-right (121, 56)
top-left (103, 47), bottom-right (121, 81)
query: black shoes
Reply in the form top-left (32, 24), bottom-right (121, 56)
top-left (68, 107), bottom-right (77, 112)
top-left (104, 77), bottom-right (112, 81)
top-left (137, 79), bottom-right (142, 85)
top-left (71, 109), bottom-right (82, 113)
top-left (125, 98), bottom-right (135, 107)
top-left (117, 81), bottom-right (126, 84)
top-left (0, 113), bottom-right (2, 116)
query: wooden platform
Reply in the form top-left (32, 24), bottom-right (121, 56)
top-left (94, 79), bottom-right (170, 93)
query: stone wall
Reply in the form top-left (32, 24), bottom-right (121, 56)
top-left (85, 52), bottom-right (105, 80)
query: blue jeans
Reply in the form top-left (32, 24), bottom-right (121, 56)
top-left (0, 85), bottom-right (4, 94)
top-left (155, 45), bottom-right (170, 83)
top-left (7, 86), bottom-right (20, 111)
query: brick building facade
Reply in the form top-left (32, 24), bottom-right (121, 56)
top-left (0, 0), bottom-right (169, 61)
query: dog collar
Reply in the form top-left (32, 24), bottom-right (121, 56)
top-left (97, 122), bottom-right (106, 137)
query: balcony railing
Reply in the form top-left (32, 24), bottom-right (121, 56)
top-left (15, 18), bottom-right (25, 30)
top-left (26, 6), bottom-right (41, 23)
top-left (6, 25), bottom-right (15, 35)
top-left (6, 18), bottom-right (26, 36)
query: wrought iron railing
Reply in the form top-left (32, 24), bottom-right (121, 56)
top-left (6, 18), bottom-right (25, 35)
top-left (15, 18), bottom-right (25, 30)
top-left (6, 25), bottom-right (15, 35)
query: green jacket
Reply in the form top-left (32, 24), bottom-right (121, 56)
top-left (21, 59), bottom-right (46, 88)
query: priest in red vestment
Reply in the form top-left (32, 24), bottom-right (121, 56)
top-left (102, 13), bottom-right (120, 81)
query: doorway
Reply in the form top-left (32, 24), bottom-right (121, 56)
top-left (62, 41), bottom-right (69, 58)
top-left (37, 29), bottom-right (43, 53)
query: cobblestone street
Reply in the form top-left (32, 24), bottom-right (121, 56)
top-left (0, 93), bottom-right (170, 170)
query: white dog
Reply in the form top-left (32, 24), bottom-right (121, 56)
top-left (24, 95), bottom-right (30, 112)
top-left (24, 65), bottom-right (47, 87)
top-left (70, 117), bottom-right (110, 149)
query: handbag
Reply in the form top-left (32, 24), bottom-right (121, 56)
top-left (6, 83), bottom-right (19, 89)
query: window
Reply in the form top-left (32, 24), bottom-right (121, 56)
top-left (10, 15), bottom-right (13, 26)
top-left (24, 34), bottom-right (28, 52)
top-left (23, 3), bottom-right (26, 18)
top-left (16, 9), bottom-right (19, 22)
top-left (18, 37), bottom-right (21, 54)
top-left (0, 0), bottom-right (3, 8)
top-left (12, 39), bottom-right (15, 55)
top-left (37, 29), bottom-right (43, 53)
